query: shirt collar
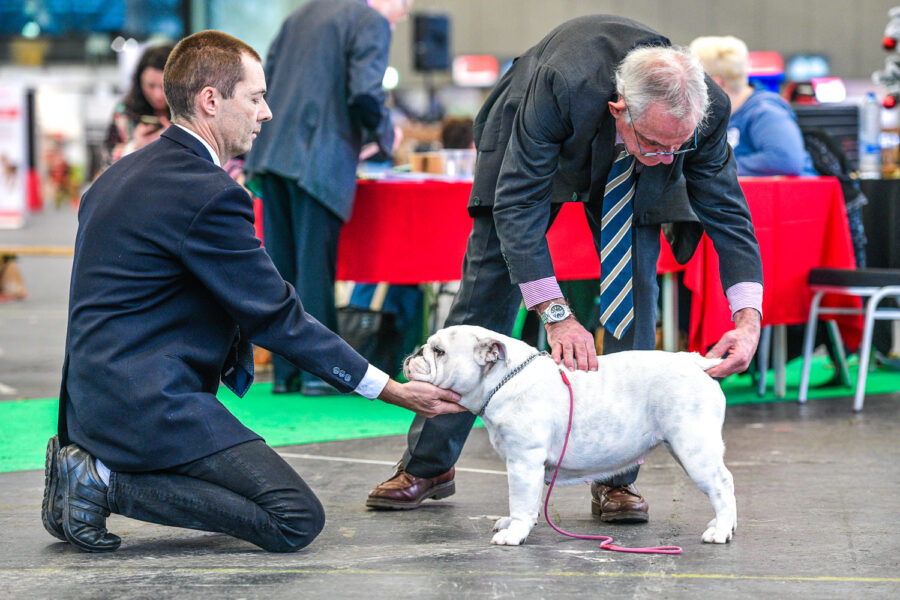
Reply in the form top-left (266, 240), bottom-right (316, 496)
top-left (174, 123), bottom-right (221, 167)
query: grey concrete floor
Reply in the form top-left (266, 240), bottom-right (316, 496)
top-left (1, 396), bottom-right (900, 599)
top-left (1, 208), bottom-right (899, 598)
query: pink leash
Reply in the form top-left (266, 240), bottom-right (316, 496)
top-left (542, 369), bottom-right (682, 554)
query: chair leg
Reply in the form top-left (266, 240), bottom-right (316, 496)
top-left (824, 320), bottom-right (851, 386)
top-left (854, 289), bottom-right (895, 412)
top-left (756, 325), bottom-right (771, 397)
top-left (799, 290), bottom-right (826, 403)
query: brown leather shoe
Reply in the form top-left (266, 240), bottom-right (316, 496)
top-left (366, 465), bottom-right (455, 509)
top-left (590, 483), bottom-right (649, 523)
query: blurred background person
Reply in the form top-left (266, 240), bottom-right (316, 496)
top-left (690, 35), bottom-right (817, 176)
top-left (440, 116), bottom-right (475, 150)
top-left (103, 43), bottom-right (174, 166)
top-left (245, 0), bottom-right (410, 396)
top-left (343, 116), bottom-right (475, 378)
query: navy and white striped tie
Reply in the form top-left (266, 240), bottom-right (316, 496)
top-left (599, 149), bottom-right (636, 339)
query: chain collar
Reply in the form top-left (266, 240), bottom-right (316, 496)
top-left (477, 351), bottom-right (549, 417)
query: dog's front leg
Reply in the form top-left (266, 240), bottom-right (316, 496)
top-left (491, 449), bottom-right (546, 546)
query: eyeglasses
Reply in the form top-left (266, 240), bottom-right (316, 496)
top-left (625, 105), bottom-right (697, 157)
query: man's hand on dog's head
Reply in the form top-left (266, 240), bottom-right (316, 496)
top-left (704, 307), bottom-right (762, 378)
top-left (379, 379), bottom-right (465, 418)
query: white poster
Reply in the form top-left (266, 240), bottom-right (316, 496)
top-left (0, 84), bottom-right (27, 229)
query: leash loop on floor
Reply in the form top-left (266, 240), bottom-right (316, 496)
top-left (542, 369), bottom-right (682, 554)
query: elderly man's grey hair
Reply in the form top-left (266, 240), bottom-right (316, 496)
top-left (615, 45), bottom-right (709, 127)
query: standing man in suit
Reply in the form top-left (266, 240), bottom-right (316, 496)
top-left (244, 0), bottom-right (410, 396)
top-left (42, 29), bottom-right (463, 554)
top-left (367, 15), bottom-right (763, 523)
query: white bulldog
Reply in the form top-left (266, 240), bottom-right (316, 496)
top-left (403, 325), bottom-right (736, 546)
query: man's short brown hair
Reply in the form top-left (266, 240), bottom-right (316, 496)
top-left (164, 30), bottom-right (261, 121)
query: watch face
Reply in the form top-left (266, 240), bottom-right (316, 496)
top-left (549, 304), bottom-right (567, 320)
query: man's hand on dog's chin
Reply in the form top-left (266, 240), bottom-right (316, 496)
top-left (704, 307), bottom-right (762, 378)
top-left (545, 316), bottom-right (599, 372)
top-left (379, 379), bottom-right (466, 418)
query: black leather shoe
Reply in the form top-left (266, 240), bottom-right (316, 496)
top-left (41, 435), bottom-right (65, 541)
top-left (59, 444), bottom-right (121, 552)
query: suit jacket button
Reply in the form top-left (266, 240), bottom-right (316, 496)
top-left (473, 196), bottom-right (481, 206)
top-left (332, 367), bottom-right (340, 375)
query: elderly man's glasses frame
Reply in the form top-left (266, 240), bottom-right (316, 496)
top-left (625, 105), bottom-right (698, 157)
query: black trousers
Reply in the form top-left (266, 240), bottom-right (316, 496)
top-left (108, 440), bottom-right (324, 552)
top-left (257, 174), bottom-right (343, 387)
top-left (402, 209), bottom-right (661, 487)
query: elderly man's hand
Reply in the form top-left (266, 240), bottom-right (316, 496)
top-left (546, 317), bottom-right (599, 372)
top-left (704, 308), bottom-right (762, 378)
top-left (379, 379), bottom-right (466, 418)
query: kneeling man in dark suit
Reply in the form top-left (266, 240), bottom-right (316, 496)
top-left (41, 30), bottom-right (464, 553)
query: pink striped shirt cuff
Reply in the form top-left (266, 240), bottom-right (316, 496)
top-left (520, 276), bottom-right (564, 309)
top-left (725, 282), bottom-right (763, 319)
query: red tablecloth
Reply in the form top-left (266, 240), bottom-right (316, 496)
top-left (331, 176), bottom-right (860, 351)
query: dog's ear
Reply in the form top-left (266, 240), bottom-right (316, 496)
top-left (474, 337), bottom-right (507, 368)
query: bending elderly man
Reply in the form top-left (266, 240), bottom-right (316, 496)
top-left (366, 15), bottom-right (762, 523)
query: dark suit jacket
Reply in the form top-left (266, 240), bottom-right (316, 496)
top-left (470, 15), bottom-right (762, 291)
top-left (244, 0), bottom-right (394, 221)
top-left (59, 126), bottom-right (369, 472)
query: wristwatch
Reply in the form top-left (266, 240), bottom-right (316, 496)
top-left (539, 301), bottom-right (572, 324)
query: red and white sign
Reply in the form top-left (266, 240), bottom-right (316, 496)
top-left (452, 55), bottom-right (499, 87)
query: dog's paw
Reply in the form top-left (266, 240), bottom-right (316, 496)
top-left (701, 518), bottom-right (734, 544)
top-left (490, 519), bottom-right (531, 545)
top-left (492, 517), bottom-right (512, 532)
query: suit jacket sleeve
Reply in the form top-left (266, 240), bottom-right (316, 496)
top-left (347, 10), bottom-right (394, 153)
top-left (180, 183), bottom-right (369, 391)
top-left (682, 87), bottom-right (763, 290)
top-left (492, 64), bottom-right (573, 284)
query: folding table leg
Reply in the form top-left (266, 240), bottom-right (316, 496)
top-left (773, 324), bottom-right (787, 398)
top-left (756, 325), bottom-right (771, 396)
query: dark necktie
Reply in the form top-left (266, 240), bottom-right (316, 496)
top-left (599, 148), bottom-right (636, 339)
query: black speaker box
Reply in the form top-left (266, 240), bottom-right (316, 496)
top-left (413, 14), bottom-right (450, 71)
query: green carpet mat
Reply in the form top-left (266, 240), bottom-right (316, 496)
top-left (1, 355), bottom-right (897, 473)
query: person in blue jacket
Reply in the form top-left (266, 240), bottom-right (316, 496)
top-left (690, 35), bottom-right (817, 176)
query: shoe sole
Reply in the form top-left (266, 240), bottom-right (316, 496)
top-left (42, 435), bottom-right (66, 541)
top-left (591, 498), bottom-right (649, 523)
top-left (366, 481), bottom-right (456, 510)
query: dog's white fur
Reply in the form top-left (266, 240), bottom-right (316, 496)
top-left (403, 325), bottom-right (736, 546)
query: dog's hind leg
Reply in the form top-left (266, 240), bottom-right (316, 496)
top-left (666, 433), bottom-right (737, 544)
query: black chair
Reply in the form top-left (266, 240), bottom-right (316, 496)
top-left (798, 268), bottom-right (900, 411)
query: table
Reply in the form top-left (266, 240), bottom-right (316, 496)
top-left (335, 177), bottom-right (861, 354)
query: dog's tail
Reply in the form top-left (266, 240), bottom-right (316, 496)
top-left (680, 352), bottom-right (724, 372)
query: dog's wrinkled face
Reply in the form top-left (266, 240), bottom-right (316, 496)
top-left (403, 327), bottom-right (507, 396)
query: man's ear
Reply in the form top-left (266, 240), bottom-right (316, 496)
top-left (474, 338), bottom-right (507, 367)
top-left (608, 96), bottom-right (626, 119)
top-left (196, 86), bottom-right (218, 117)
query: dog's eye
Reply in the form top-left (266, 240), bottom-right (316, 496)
top-left (432, 347), bottom-right (445, 357)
